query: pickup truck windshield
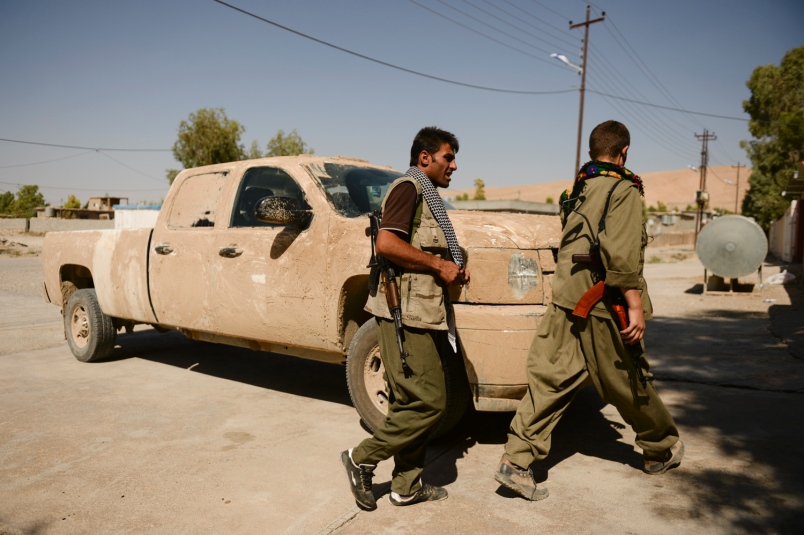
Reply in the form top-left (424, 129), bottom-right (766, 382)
top-left (305, 162), bottom-right (404, 218)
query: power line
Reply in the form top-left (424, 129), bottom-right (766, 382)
top-left (601, 12), bottom-right (707, 130)
top-left (586, 65), bottom-right (695, 153)
top-left (0, 180), bottom-right (167, 192)
top-left (452, 0), bottom-right (574, 52)
top-left (0, 137), bottom-right (171, 152)
top-left (0, 150), bottom-right (95, 169)
top-left (712, 138), bottom-right (742, 164)
top-left (587, 77), bottom-right (696, 161)
top-left (568, 4), bottom-right (605, 174)
top-left (406, 0), bottom-right (567, 67)
top-left (589, 43), bottom-right (701, 143)
top-left (213, 1), bottom-right (758, 120)
top-left (96, 151), bottom-right (166, 184)
top-left (585, 91), bottom-right (749, 121)
top-left (491, 0), bottom-right (580, 48)
top-left (213, 0), bottom-right (572, 94)
top-left (0, 139), bottom-right (168, 183)
top-left (528, 0), bottom-right (574, 20)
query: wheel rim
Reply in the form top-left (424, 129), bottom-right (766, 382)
top-left (70, 304), bottom-right (90, 349)
top-left (363, 345), bottom-right (389, 416)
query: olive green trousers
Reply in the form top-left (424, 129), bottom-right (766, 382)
top-left (505, 304), bottom-right (679, 469)
top-left (352, 318), bottom-right (447, 495)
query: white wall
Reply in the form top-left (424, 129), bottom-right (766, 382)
top-left (114, 207), bottom-right (161, 229)
top-left (769, 200), bottom-right (799, 262)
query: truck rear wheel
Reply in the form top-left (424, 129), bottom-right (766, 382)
top-left (64, 289), bottom-right (117, 362)
top-left (346, 319), bottom-right (470, 437)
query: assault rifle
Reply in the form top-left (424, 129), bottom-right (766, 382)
top-left (366, 211), bottom-right (410, 370)
top-left (564, 185), bottom-right (650, 388)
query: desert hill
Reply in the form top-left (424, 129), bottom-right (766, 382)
top-left (445, 165), bottom-right (750, 213)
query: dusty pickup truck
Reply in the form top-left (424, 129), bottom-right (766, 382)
top-left (42, 155), bottom-right (560, 433)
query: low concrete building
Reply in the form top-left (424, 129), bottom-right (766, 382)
top-left (446, 199), bottom-right (560, 215)
top-left (37, 196), bottom-right (129, 220)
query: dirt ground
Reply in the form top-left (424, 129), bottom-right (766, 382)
top-left (1, 231), bottom-right (803, 534)
top-left (0, 229), bottom-right (44, 259)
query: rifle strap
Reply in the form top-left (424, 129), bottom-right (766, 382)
top-left (409, 195), bottom-right (423, 245)
top-left (597, 179), bottom-right (628, 236)
top-left (571, 179), bottom-right (630, 313)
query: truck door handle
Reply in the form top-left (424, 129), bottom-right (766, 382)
top-left (219, 246), bottom-right (243, 258)
top-left (154, 244), bottom-right (173, 255)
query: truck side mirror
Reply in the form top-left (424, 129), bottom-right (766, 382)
top-left (255, 196), bottom-right (313, 228)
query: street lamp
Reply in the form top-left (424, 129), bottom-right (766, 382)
top-left (550, 53), bottom-right (583, 73)
top-left (551, 52), bottom-right (586, 176)
top-left (554, 4), bottom-right (605, 178)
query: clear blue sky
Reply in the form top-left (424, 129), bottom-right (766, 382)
top-left (1, 0), bottom-right (802, 205)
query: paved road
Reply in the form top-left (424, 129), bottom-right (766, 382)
top-left (1, 252), bottom-right (802, 534)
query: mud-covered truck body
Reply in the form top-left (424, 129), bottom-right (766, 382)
top-left (42, 155), bottom-right (561, 432)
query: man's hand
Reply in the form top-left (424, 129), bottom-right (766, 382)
top-left (376, 229), bottom-right (467, 286)
top-left (620, 288), bottom-right (645, 344)
top-left (436, 263), bottom-right (470, 287)
top-left (459, 268), bottom-right (470, 286)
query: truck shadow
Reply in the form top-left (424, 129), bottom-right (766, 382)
top-left (109, 328), bottom-right (352, 407)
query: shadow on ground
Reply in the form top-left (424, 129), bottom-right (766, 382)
top-left (98, 291), bottom-right (804, 532)
top-left (105, 328), bottom-right (352, 407)
top-left (428, 281), bottom-right (804, 532)
top-left (425, 385), bottom-right (641, 488)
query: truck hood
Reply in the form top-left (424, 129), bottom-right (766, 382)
top-left (449, 211), bottom-right (561, 250)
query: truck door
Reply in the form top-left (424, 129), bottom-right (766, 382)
top-left (211, 165), bottom-right (329, 350)
top-left (149, 171), bottom-right (229, 331)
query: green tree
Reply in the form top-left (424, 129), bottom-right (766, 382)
top-left (0, 191), bottom-right (14, 214)
top-left (741, 46), bottom-right (804, 231)
top-left (472, 178), bottom-right (486, 200)
top-left (14, 185), bottom-right (45, 218)
top-left (454, 193), bottom-right (469, 201)
top-left (656, 201), bottom-right (668, 212)
top-left (167, 107), bottom-right (246, 184)
top-left (545, 196), bottom-right (554, 204)
top-left (247, 139), bottom-right (264, 159)
top-left (266, 129), bottom-right (314, 157)
top-left (62, 194), bottom-right (81, 219)
top-left (63, 194), bottom-right (81, 209)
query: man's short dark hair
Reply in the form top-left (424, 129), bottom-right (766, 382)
top-left (589, 120), bottom-right (630, 160)
top-left (409, 127), bottom-right (459, 166)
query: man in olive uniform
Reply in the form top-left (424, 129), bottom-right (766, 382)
top-left (495, 120), bottom-right (683, 501)
top-left (341, 127), bottom-right (469, 509)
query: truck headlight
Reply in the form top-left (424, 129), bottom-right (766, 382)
top-left (461, 248), bottom-right (543, 304)
top-left (508, 253), bottom-right (540, 294)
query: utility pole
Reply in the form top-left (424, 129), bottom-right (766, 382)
top-left (569, 5), bottom-right (605, 177)
top-left (693, 129), bottom-right (717, 247)
top-left (732, 162), bottom-right (745, 214)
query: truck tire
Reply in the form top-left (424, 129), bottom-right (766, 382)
top-left (64, 289), bottom-right (117, 362)
top-left (346, 319), bottom-right (471, 437)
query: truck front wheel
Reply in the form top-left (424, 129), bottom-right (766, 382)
top-left (346, 319), bottom-right (470, 437)
top-left (64, 289), bottom-right (117, 362)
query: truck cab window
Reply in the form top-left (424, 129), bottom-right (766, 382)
top-left (232, 167), bottom-right (312, 228)
top-left (167, 172), bottom-right (227, 229)
top-left (303, 162), bottom-right (402, 218)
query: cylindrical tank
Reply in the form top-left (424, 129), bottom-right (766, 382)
top-left (696, 215), bottom-right (768, 279)
top-left (45, 206), bottom-right (56, 218)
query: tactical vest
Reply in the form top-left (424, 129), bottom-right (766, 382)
top-left (365, 177), bottom-right (450, 330)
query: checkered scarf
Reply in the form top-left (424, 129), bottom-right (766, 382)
top-left (405, 167), bottom-right (464, 268)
